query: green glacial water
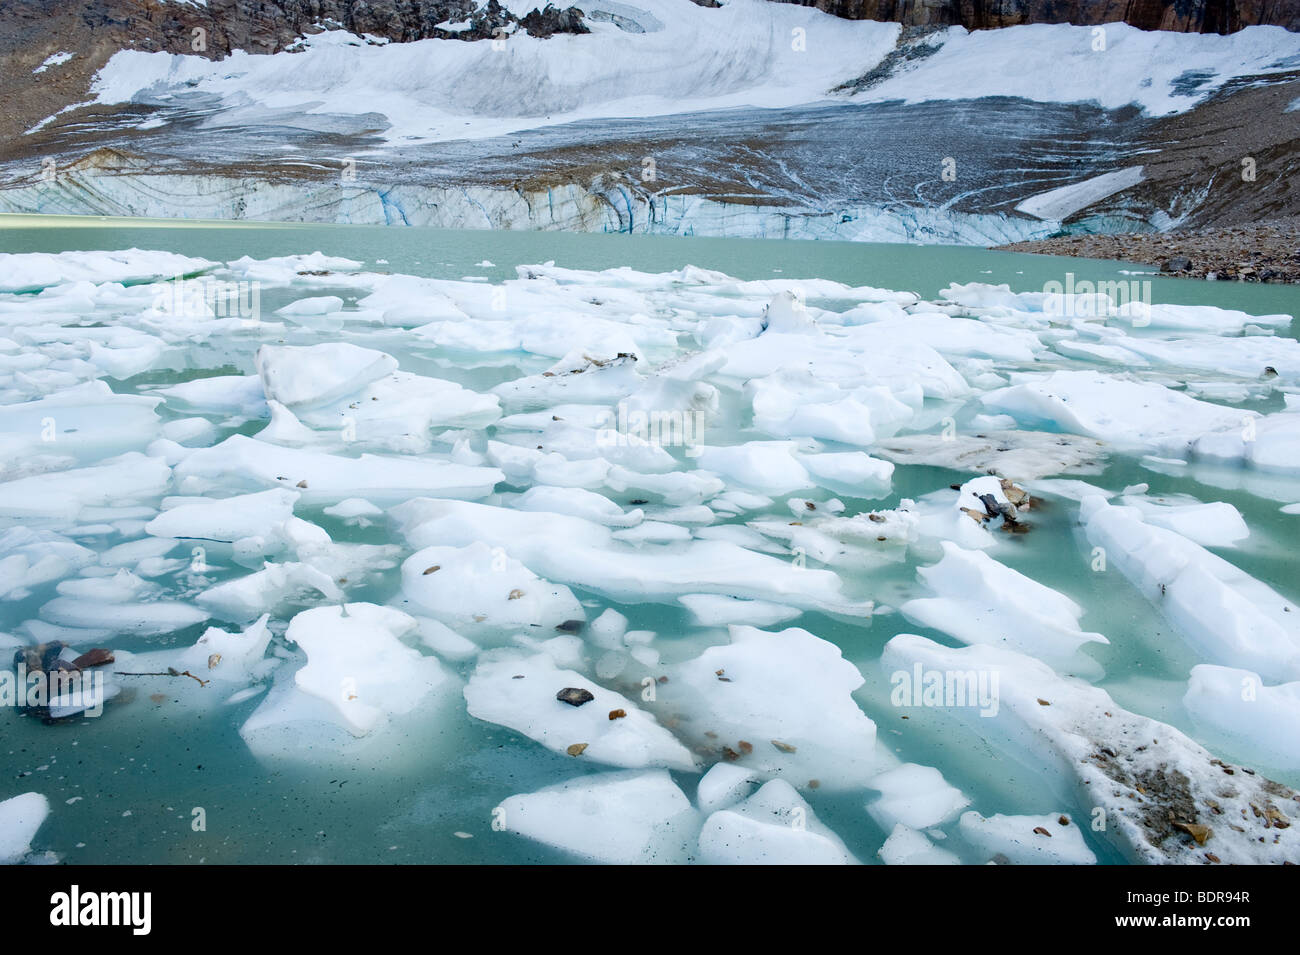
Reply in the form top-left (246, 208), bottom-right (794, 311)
top-left (4, 213), bottom-right (1299, 318)
top-left (1, 214), bottom-right (1297, 865)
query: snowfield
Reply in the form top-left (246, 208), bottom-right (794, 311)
top-left (0, 246), bottom-right (1297, 865)
top-left (87, 0), bottom-right (898, 146)
top-left (80, 5), bottom-right (1300, 146)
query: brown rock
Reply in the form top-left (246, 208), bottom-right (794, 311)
top-left (556, 687), bottom-right (594, 706)
top-left (1172, 821), bottom-right (1213, 845)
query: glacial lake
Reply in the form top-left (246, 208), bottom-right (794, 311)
top-left (1, 214), bottom-right (1297, 865)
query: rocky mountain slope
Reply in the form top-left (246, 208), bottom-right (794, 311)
top-left (772, 0), bottom-right (1300, 33)
top-left (1, 0), bottom-right (1298, 242)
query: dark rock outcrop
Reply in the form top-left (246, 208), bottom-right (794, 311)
top-left (770, 0), bottom-right (1300, 33)
top-left (3, 0), bottom-right (588, 61)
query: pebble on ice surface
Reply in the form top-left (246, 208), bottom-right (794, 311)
top-left (463, 652), bottom-right (697, 771)
top-left (959, 811), bottom-right (1097, 865)
top-left (400, 541), bottom-right (585, 633)
top-left (669, 625), bottom-right (878, 789)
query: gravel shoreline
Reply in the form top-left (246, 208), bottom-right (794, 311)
top-left (995, 219), bottom-right (1300, 283)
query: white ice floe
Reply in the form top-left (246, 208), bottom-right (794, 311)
top-left (174, 435), bottom-right (502, 503)
top-left (1113, 302), bottom-right (1293, 335)
top-left (145, 488), bottom-right (300, 550)
top-left (695, 762), bottom-right (762, 815)
top-left (1116, 493), bottom-right (1249, 548)
top-left (283, 603), bottom-right (444, 736)
top-left (256, 343), bottom-right (500, 450)
top-left (463, 651), bottom-right (696, 771)
top-left (399, 542), bottom-right (584, 633)
top-left (749, 498), bottom-right (920, 568)
top-left (275, 295), bottom-right (343, 317)
top-left (982, 370), bottom-right (1248, 454)
top-left (196, 561), bottom-right (343, 622)
top-left (322, 498), bottom-right (383, 521)
top-left (510, 485), bottom-right (643, 527)
top-left (412, 616), bottom-right (478, 662)
top-left (879, 823), bottom-right (960, 865)
top-left (0, 381), bottom-right (162, 466)
top-left (1189, 407), bottom-right (1300, 475)
top-left (225, 252), bottom-right (363, 284)
top-left (256, 342), bottom-right (396, 409)
top-left (747, 371), bottom-right (913, 446)
top-left (173, 613), bottom-right (273, 684)
top-left (678, 594), bottom-right (801, 628)
top-left (0, 452), bottom-right (170, 522)
top-left (1081, 496), bottom-right (1300, 683)
top-left (718, 327), bottom-right (968, 401)
top-left (1184, 665), bottom-right (1300, 772)
top-left (958, 811), bottom-right (1096, 865)
top-left (668, 625), bottom-right (877, 789)
top-left (0, 793), bottom-right (50, 864)
top-left (798, 451), bottom-right (894, 496)
top-left (0, 249), bottom-right (214, 293)
top-left (238, 603), bottom-right (450, 764)
top-left (693, 441), bottom-right (815, 495)
top-left (40, 568), bottom-right (209, 636)
top-left (153, 374), bottom-right (268, 418)
top-left (497, 770), bottom-right (699, 864)
top-left (866, 763), bottom-right (970, 831)
top-left (900, 541), bottom-right (1108, 674)
top-left (0, 528), bottom-right (95, 600)
top-left (698, 779), bottom-right (858, 864)
top-left (881, 633), bottom-right (1300, 863)
top-left (393, 498), bottom-right (872, 617)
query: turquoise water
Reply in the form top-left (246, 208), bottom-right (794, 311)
top-left (1, 215), bottom-right (1297, 865)
top-left (3, 213), bottom-right (1298, 319)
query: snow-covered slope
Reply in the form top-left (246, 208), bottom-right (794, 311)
top-left (82, 13), bottom-right (1300, 150)
top-left (88, 0), bottom-right (899, 146)
top-left (858, 22), bottom-right (1300, 116)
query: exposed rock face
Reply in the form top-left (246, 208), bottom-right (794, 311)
top-left (771, 0), bottom-right (1300, 33)
top-left (4, 0), bottom-right (587, 60)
